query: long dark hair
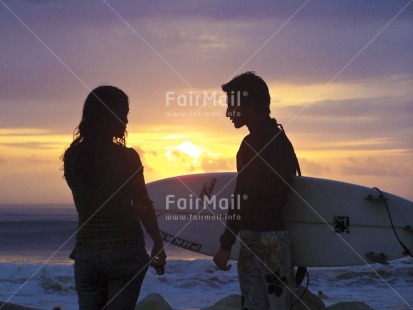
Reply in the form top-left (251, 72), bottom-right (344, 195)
top-left (62, 86), bottom-right (129, 185)
top-left (71, 85), bottom-right (129, 147)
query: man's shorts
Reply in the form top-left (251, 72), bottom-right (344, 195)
top-left (238, 230), bottom-right (294, 310)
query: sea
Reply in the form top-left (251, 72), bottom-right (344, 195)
top-left (0, 204), bottom-right (412, 310)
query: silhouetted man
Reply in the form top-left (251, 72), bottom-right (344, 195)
top-left (213, 72), bottom-right (300, 309)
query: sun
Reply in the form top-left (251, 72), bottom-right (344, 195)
top-left (177, 141), bottom-right (204, 159)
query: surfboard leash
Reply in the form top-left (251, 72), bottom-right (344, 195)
top-left (292, 267), bottom-right (310, 307)
top-left (373, 187), bottom-right (413, 258)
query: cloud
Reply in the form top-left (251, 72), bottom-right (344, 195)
top-left (0, 142), bottom-right (59, 150)
top-left (298, 157), bottom-right (330, 176)
top-left (279, 96), bottom-right (413, 151)
top-left (0, 1), bottom-right (411, 142)
top-left (25, 154), bottom-right (54, 165)
top-left (164, 149), bottom-right (197, 172)
top-left (338, 156), bottom-right (413, 177)
top-left (200, 154), bottom-right (235, 172)
top-left (19, 1), bottom-right (409, 25)
top-left (1, 1), bottom-right (412, 203)
top-left (1, 0), bottom-right (411, 105)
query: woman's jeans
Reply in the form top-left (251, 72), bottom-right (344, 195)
top-left (72, 247), bottom-right (150, 310)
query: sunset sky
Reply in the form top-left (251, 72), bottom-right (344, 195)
top-left (0, 0), bottom-right (412, 204)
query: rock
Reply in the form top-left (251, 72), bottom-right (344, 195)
top-left (135, 293), bottom-right (173, 310)
top-left (327, 301), bottom-right (374, 310)
top-left (201, 294), bottom-right (241, 310)
top-left (293, 286), bottom-right (326, 310)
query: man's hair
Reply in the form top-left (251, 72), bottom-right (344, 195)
top-left (221, 71), bottom-right (271, 115)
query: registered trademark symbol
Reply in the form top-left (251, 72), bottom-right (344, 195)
top-left (243, 91), bottom-right (248, 97)
top-left (243, 194), bottom-right (248, 200)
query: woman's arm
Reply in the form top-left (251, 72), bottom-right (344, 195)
top-left (131, 165), bottom-right (166, 273)
top-left (139, 203), bottom-right (167, 274)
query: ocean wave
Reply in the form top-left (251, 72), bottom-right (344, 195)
top-left (0, 220), bottom-right (77, 229)
top-left (0, 220), bottom-right (77, 245)
top-left (39, 268), bottom-right (75, 293)
top-left (0, 204), bottom-right (76, 222)
top-left (1, 259), bottom-right (412, 309)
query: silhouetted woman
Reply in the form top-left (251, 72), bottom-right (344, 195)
top-left (62, 85), bottom-right (166, 309)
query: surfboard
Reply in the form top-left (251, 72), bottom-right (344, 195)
top-left (146, 172), bottom-right (413, 267)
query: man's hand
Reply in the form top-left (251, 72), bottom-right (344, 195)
top-left (213, 248), bottom-right (232, 271)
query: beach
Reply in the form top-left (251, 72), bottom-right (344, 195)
top-left (1, 204), bottom-right (412, 309)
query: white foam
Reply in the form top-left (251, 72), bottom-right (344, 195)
top-left (1, 258), bottom-right (412, 309)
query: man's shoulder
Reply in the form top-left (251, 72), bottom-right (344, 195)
top-left (239, 133), bottom-right (255, 150)
top-left (241, 132), bottom-right (253, 143)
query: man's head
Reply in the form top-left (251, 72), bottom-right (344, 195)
top-left (221, 71), bottom-right (271, 128)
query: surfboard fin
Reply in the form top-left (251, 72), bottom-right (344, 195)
top-left (365, 252), bottom-right (389, 265)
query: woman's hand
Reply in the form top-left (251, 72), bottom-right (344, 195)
top-left (150, 242), bottom-right (167, 275)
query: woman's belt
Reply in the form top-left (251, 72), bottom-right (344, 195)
top-left (76, 237), bottom-right (143, 249)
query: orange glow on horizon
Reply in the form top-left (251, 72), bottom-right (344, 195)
top-left (1, 75), bottom-right (412, 203)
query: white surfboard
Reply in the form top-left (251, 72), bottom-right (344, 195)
top-left (147, 172), bottom-right (413, 267)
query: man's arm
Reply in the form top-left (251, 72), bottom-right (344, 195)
top-left (214, 144), bottom-right (245, 270)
